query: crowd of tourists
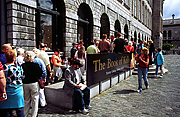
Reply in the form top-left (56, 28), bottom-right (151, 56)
top-left (0, 32), bottom-right (165, 116)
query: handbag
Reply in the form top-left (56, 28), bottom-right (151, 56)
top-left (23, 64), bottom-right (44, 89)
top-left (161, 64), bottom-right (165, 74)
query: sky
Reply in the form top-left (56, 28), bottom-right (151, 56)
top-left (163, 0), bottom-right (180, 19)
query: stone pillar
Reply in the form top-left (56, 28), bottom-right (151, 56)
top-left (6, 0), bottom-right (36, 51)
top-left (64, 18), bottom-right (78, 57)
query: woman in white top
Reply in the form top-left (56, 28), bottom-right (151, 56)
top-left (51, 48), bottom-right (65, 83)
top-left (74, 46), bottom-right (86, 75)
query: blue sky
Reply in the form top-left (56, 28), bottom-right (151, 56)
top-left (163, 0), bottom-right (180, 19)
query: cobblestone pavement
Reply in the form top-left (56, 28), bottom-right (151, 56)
top-left (38, 55), bottom-right (180, 117)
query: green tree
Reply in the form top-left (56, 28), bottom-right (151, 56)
top-left (162, 43), bottom-right (172, 50)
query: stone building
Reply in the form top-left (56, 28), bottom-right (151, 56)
top-left (163, 15), bottom-right (180, 47)
top-left (0, 0), bottom-right (162, 57)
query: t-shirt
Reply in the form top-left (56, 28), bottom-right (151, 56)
top-left (87, 45), bottom-right (97, 54)
top-left (0, 64), bottom-right (24, 109)
top-left (38, 50), bottom-right (50, 66)
top-left (138, 54), bottom-right (149, 68)
top-left (98, 39), bottom-right (110, 51)
top-left (114, 38), bottom-right (125, 53)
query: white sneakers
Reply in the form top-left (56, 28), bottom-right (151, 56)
top-left (79, 105), bottom-right (92, 114)
top-left (79, 109), bottom-right (89, 114)
top-left (85, 105), bottom-right (93, 109)
top-left (137, 89), bottom-right (142, 92)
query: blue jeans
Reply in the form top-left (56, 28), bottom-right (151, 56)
top-left (156, 65), bottom-right (163, 76)
top-left (138, 66), bottom-right (149, 90)
top-left (0, 107), bottom-right (25, 117)
top-left (73, 87), bottom-right (90, 110)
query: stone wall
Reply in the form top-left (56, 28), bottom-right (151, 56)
top-left (6, 0), bottom-right (36, 51)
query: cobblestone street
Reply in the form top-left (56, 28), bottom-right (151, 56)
top-left (38, 55), bottom-right (180, 117)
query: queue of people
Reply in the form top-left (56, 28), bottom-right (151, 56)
top-left (0, 32), bottom-right (165, 116)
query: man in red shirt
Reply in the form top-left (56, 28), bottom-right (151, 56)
top-left (98, 34), bottom-right (110, 54)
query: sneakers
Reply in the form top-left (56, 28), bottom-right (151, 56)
top-left (79, 109), bottom-right (89, 114)
top-left (137, 89), bottom-right (142, 92)
top-left (85, 105), bottom-right (93, 109)
top-left (159, 75), bottom-right (163, 78)
top-left (146, 86), bottom-right (149, 89)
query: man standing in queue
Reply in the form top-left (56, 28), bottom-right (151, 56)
top-left (114, 32), bottom-right (126, 53)
top-left (98, 34), bottom-right (110, 54)
top-left (63, 59), bottom-right (92, 114)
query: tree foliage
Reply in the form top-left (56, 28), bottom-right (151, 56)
top-left (162, 43), bottom-right (177, 50)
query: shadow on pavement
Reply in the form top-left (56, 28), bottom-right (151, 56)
top-left (147, 76), bottom-right (161, 79)
top-left (113, 89), bottom-right (136, 94)
top-left (38, 104), bottom-right (78, 115)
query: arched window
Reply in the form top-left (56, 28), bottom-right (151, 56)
top-left (100, 13), bottom-right (110, 39)
top-left (163, 31), bottom-right (167, 39)
top-left (114, 20), bottom-right (121, 37)
top-left (168, 30), bottom-right (171, 39)
top-left (77, 3), bottom-right (93, 49)
top-left (124, 24), bottom-right (129, 39)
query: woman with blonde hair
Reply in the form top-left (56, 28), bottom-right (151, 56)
top-left (74, 46), bottom-right (86, 75)
top-left (135, 47), bottom-right (149, 92)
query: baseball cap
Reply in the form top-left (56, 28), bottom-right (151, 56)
top-left (72, 42), bottom-right (78, 45)
top-left (72, 59), bottom-right (83, 67)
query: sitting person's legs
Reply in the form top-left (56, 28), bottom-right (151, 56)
top-left (74, 88), bottom-right (85, 110)
top-left (82, 87), bottom-right (90, 107)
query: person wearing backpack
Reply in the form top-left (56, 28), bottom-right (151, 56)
top-left (135, 47), bottom-right (149, 92)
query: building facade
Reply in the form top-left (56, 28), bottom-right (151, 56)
top-left (163, 15), bottom-right (180, 47)
top-left (0, 0), bottom-right (161, 57)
